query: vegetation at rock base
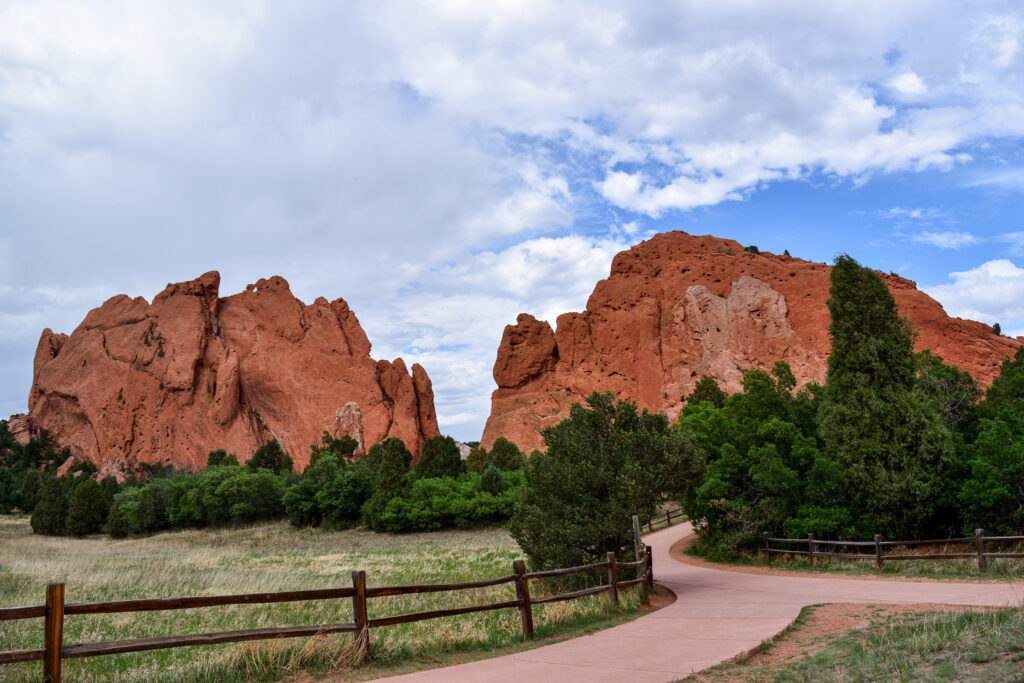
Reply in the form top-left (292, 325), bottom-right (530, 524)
top-left (65, 478), bottom-right (110, 537)
top-left (675, 254), bottom-right (1024, 555)
top-left (246, 438), bottom-right (293, 474)
top-left (415, 434), bottom-right (465, 479)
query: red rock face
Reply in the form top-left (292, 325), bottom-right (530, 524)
top-left (21, 272), bottom-right (440, 471)
top-left (482, 232), bottom-right (1021, 453)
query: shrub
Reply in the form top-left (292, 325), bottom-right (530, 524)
top-left (489, 438), bottom-right (526, 471)
top-left (479, 464), bottom-right (504, 494)
top-left (362, 438), bottom-right (413, 531)
top-left (465, 446), bottom-right (488, 473)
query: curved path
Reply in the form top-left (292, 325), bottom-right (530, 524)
top-left (380, 522), bottom-right (1023, 682)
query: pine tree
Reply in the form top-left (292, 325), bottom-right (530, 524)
top-left (489, 438), bottom-right (526, 471)
top-left (415, 435), bottom-right (465, 479)
top-left (30, 476), bottom-right (68, 535)
top-left (65, 479), bottom-right (110, 537)
top-left (686, 375), bottom-right (728, 408)
top-left (817, 255), bottom-right (952, 537)
top-left (362, 438), bottom-right (412, 530)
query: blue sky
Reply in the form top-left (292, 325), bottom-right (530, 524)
top-left (3, 1), bottom-right (1024, 442)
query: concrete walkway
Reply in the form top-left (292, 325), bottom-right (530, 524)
top-left (379, 522), bottom-right (1023, 682)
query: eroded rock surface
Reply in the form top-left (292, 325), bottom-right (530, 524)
top-left (482, 232), bottom-right (1020, 453)
top-left (20, 272), bottom-right (439, 471)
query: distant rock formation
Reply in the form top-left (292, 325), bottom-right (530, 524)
top-left (16, 272), bottom-right (440, 471)
top-left (482, 232), bottom-right (1020, 453)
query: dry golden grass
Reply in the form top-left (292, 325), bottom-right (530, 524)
top-left (0, 515), bottom-right (642, 681)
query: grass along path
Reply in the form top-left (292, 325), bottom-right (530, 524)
top-left (681, 535), bottom-right (1024, 582)
top-left (0, 515), bottom-right (645, 682)
top-left (684, 603), bottom-right (1024, 682)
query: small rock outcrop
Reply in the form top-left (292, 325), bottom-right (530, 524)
top-left (20, 272), bottom-right (440, 471)
top-left (482, 232), bottom-right (1020, 453)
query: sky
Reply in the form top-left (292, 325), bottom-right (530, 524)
top-left (2, 1), bottom-right (1024, 442)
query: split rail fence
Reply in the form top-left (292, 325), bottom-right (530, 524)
top-left (0, 546), bottom-right (653, 682)
top-left (642, 506), bottom-right (685, 534)
top-left (763, 528), bottom-right (1024, 571)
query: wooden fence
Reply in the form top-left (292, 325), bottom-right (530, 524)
top-left (763, 528), bottom-right (1024, 571)
top-left (0, 547), bottom-right (653, 682)
top-left (643, 506), bottom-right (685, 534)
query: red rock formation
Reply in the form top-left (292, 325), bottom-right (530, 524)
top-left (20, 272), bottom-right (440, 471)
top-left (482, 232), bottom-right (1021, 453)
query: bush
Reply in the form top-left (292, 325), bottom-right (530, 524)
top-left (30, 476), bottom-right (67, 535)
top-left (283, 455), bottom-right (372, 528)
top-left (65, 479), bottom-right (109, 537)
top-left (480, 464), bottom-right (504, 494)
top-left (489, 438), bottom-right (526, 471)
top-left (362, 438), bottom-right (413, 531)
top-left (381, 471), bottom-right (523, 532)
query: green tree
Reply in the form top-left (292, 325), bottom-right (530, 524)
top-left (994, 322), bottom-right (1002, 336)
top-left (415, 435), bottom-right (465, 479)
top-left (207, 449), bottom-right (238, 468)
top-left (30, 476), bottom-right (68, 535)
top-left (465, 446), bottom-right (489, 473)
top-left (309, 432), bottom-right (359, 467)
top-left (510, 392), bottom-right (698, 569)
top-left (246, 440), bottom-right (292, 474)
top-left (65, 479), bottom-right (110, 537)
top-left (362, 438), bottom-right (413, 531)
top-left (686, 374), bottom-right (728, 408)
top-left (817, 255), bottom-right (952, 538)
top-left (489, 437), bottom-right (526, 471)
top-left (479, 464), bottom-right (505, 494)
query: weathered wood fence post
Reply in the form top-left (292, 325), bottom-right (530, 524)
top-left (975, 528), bottom-right (987, 572)
top-left (645, 544), bottom-right (653, 590)
top-left (351, 570), bottom-right (369, 658)
top-left (808, 533), bottom-right (815, 567)
top-left (606, 551), bottom-right (618, 606)
top-left (763, 532), bottom-right (769, 554)
top-left (44, 582), bottom-right (64, 683)
top-left (874, 534), bottom-right (883, 569)
top-left (512, 559), bottom-right (534, 639)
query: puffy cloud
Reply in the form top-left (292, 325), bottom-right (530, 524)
top-left (925, 260), bottom-right (1024, 322)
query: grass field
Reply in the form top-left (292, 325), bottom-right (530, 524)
top-left (0, 515), bottom-right (644, 682)
top-left (686, 603), bottom-right (1024, 682)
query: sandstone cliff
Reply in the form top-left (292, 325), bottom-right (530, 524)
top-left (482, 232), bottom-right (1020, 453)
top-left (17, 272), bottom-right (440, 471)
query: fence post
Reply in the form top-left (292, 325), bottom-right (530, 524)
top-left (632, 515), bottom-right (642, 561)
top-left (645, 544), bottom-right (653, 590)
top-left (606, 551), bottom-right (618, 606)
top-left (44, 582), bottom-right (64, 683)
top-left (351, 570), bottom-right (369, 659)
top-left (666, 508), bottom-right (673, 526)
top-left (513, 559), bottom-right (534, 639)
top-left (975, 528), bottom-right (987, 572)
top-left (762, 532), bottom-right (769, 554)
top-left (808, 533), bottom-right (815, 567)
top-left (874, 534), bottom-right (883, 569)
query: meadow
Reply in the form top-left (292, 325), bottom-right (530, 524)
top-left (0, 515), bottom-right (643, 681)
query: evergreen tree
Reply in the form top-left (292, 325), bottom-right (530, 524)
top-left (489, 437), bottom-right (526, 471)
top-left (65, 479), bottom-right (110, 537)
top-left (246, 440), bottom-right (292, 474)
top-left (817, 255), bottom-right (952, 538)
top-left (362, 438), bottom-right (413, 531)
top-left (415, 435), bottom-right (465, 479)
top-left (30, 476), bottom-right (68, 535)
top-left (510, 392), bottom-right (698, 569)
top-left (686, 374), bottom-right (728, 408)
top-left (479, 464), bottom-right (505, 494)
top-left (207, 449), bottom-right (238, 468)
top-left (465, 446), bottom-right (488, 473)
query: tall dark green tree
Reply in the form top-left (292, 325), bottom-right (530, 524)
top-left (362, 438), bottom-right (413, 531)
top-left (246, 440), bottom-right (292, 474)
top-left (488, 437), bottom-right (526, 471)
top-left (415, 435), bottom-right (465, 479)
top-left (30, 476), bottom-right (68, 535)
top-left (65, 479), bottom-right (110, 537)
top-left (817, 255), bottom-right (952, 538)
top-left (686, 374), bottom-right (728, 408)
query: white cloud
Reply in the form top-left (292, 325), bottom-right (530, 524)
top-left (888, 72), bottom-right (928, 97)
top-left (925, 259), bottom-right (1024, 322)
top-left (911, 231), bottom-right (979, 249)
top-left (879, 207), bottom-right (942, 220)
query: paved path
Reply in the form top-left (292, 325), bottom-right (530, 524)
top-left (380, 522), bottom-right (1023, 682)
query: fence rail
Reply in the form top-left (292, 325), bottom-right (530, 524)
top-left (762, 528), bottom-right (1024, 571)
top-left (0, 545), bottom-right (653, 682)
top-left (643, 506), bottom-right (685, 534)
